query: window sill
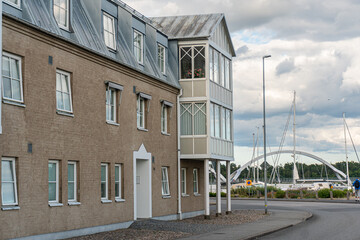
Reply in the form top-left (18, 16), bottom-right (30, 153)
top-left (137, 127), bottom-right (148, 132)
top-left (181, 194), bottom-right (189, 197)
top-left (56, 110), bottom-right (74, 117)
top-left (101, 199), bottom-right (112, 204)
top-left (106, 121), bottom-right (120, 126)
top-left (2, 99), bottom-right (26, 108)
top-left (107, 47), bottom-right (117, 53)
top-left (194, 193), bottom-right (201, 197)
top-left (161, 132), bottom-right (170, 136)
top-left (2, 206), bottom-right (20, 211)
top-left (49, 202), bottom-right (63, 207)
top-left (68, 201), bottom-right (81, 206)
top-left (162, 195), bottom-right (171, 199)
top-left (115, 198), bottom-right (125, 203)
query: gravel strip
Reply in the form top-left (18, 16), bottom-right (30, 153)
top-left (66, 210), bottom-right (266, 240)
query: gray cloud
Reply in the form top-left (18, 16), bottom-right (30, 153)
top-left (236, 45), bottom-right (249, 56)
top-left (276, 58), bottom-right (295, 76)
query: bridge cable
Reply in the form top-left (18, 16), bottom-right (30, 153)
top-left (344, 119), bottom-right (360, 163)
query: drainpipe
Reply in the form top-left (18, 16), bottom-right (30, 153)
top-left (177, 88), bottom-right (183, 220)
top-left (0, 2), bottom-right (2, 134)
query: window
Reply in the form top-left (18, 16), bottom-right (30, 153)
top-left (56, 70), bottom-right (73, 113)
top-left (181, 168), bottom-right (186, 195)
top-left (224, 58), bottom-right (230, 89)
top-left (161, 167), bottom-right (170, 196)
top-left (137, 93), bottom-right (151, 130)
top-left (180, 102), bottom-right (206, 135)
top-left (209, 48), bottom-right (213, 81)
top-left (180, 46), bottom-right (205, 79)
top-left (48, 160), bottom-right (60, 203)
top-left (2, 52), bottom-right (23, 103)
top-left (210, 103), bottom-right (232, 140)
top-left (115, 164), bottom-right (122, 199)
top-left (134, 30), bottom-right (144, 64)
top-left (158, 44), bottom-right (166, 74)
top-left (106, 88), bottom-right (116, 123)
top-left (137, 96), bottom-right (145, 129)
top-left (213, 50), bottom-right (219, 84)
top-left (193, 168), bottom-right (199, 194)
top-left (161, 101), bottom-right (173, 134)
top-left (1, 157), bottom-right (18, 206)
top-left (68, 161), bottom-right (77, 202)
top-left (53, 0), bottom-right (69, 30)
top-left (103, 13), bottom-right (116, 50)
top-left (220, 54), bottom-right (224, 86)
top-left (4, 0), bottom-right (20, 8)
top-left (101, 163), bottom-right (109, 200)
top-left (210, 47), bottom-right (232, 90)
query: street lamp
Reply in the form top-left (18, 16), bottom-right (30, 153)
top-left (262, 55), bottom-right (271, 214)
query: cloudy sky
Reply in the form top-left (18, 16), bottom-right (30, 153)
top-left (123, 0), bottom-right (360, 166)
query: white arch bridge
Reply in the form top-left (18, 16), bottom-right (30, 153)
top-left (229, 150), bottom-right (347, 183)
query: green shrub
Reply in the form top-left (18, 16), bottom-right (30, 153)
top-left (288, 190), bottom-right (300, 199)
top-left (275, 190), bottom-right (285, 198)
top-left (221, 192), bottom-right (226, 197)
top-left (209, 192), bottom-right (216, 197)
top-left (303, 191), bottom-right (316, 199)
top-left (318, 188), bottom-right (330, 198)
top-left (332, 190), bottom-right (346, 198)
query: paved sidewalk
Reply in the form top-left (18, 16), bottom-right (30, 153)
top-left (179, 210), bottom-right (312, 240)
top-left (231, 197), bottom-right (359, 204)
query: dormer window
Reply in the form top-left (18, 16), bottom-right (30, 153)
top-left (54, 0), bottom-right (70, 30)
top-left (103, 13), bottom-right (116, 50)
top-left (158, 44), bottom-right (166, 74)
top-left (133, 30), bottom-right (144, 64)
top-left (4, 0), bottom-right (21, 9)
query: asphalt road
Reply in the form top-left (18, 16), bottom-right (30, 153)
top-left (224, 199), bottom-right (360, 240)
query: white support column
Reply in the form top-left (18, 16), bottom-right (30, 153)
top-left (204, 159), bottom-right (210, 219)
top-left (216, 160), bottom-right (221, 216)
top-left (226, 161), bottom-right (231, 214)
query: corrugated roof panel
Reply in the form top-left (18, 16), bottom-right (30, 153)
top-left (150, 14), bottom-right (223, 40)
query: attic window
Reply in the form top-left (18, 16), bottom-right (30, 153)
top-left (54, 0), bottom-right (70, 30)
top-left (103, 13), bottom-right (116, 50)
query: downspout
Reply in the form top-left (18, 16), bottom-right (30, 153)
top-left (0, 1), bottom-right (2, 134)
top-left (177, 88), bottom-right (183, 220)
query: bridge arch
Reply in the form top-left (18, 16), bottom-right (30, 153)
top-left (230, 150), bottom-right (347, 182)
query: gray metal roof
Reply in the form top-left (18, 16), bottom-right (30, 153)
top-left (2, 0), bottom-right (181, 89)
top-left (150, 14), bottom-right (224, 40)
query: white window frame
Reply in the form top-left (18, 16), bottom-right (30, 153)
top-left (1, 157), bottom-right (18, 206)
top-left (106, 87), bottom-right (116, 123)
top-left (161, 167), bottom-right (170, 196)
top-left (48, 160), bottom-right (59, 203)
top-left (103, 12), bottom-right (116, 50)
top-left (3, 0), bottom-right (21, 9)
top-left (179, 45), bottom-right (206, 80)
top-left (67, 161), bottom-right (77, 202)
top-left (53, 0), bottom-right (70, 30)
top-left (56, 70), bottom-right (73, 113)
top-left (2, 52), bottom-right (24, 103)
top-left (181, 168), bottom-right (186, 195)
top-left (137, 96), bottom-right (145, 129)
top-left (180, 102), bottom-right (207, 136)
top-left (115, 164), bottom-right (122, 199)
top-left (158, 44), bottom-right (166, 74)
top-left (193, 168), bottom-right (199, 194)
top-left (133, 30), bottom-right (144, 64)
top-left (101, 163), bottom-right (109, 200)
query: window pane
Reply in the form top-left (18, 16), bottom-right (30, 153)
top-left (214, 51), bottom-right (219, 84)
top-left (2, 56), bottom-right (10, 77)
top-left (48, 163), bottom-right (56, 182)
top-left (180, 103), bottom-right (192, 135)
top-left (225, 59), bottom-right (230, 89)
top-left (221, 108), bottom-right (226, 139)
top-left (194, 47), bottom-right (205, 78)
top-left (56, 91), bottom-right (64, 110)
top-left (1, 161), bottom-right (14, 182)
top-left (210, 104), bottom-right (214, 137)
top-left (219, 55), bottom-right (224, 86)
top-left (209, 48), bottom-right (213, 81)
top-left (2, 182), bottom-right (16, 204)
top-left (115, 166), bottom-right (119, 181)
top-left (48, 183), bottom-right (57, 201)
top-left (3, 77), bottom-right (12, 99)
top-left (180, 47), bottom-right (192, 79)
top-left (63, 93), bottom-right (71, 111)
top-left (68, 164), bottom-right (74, 181)
top-left (10, 58), bottom-right (19, 79)
top-left (11, 79), bottom-right (21, 101)
top-left (68, 182), bottom-right (74, 200)
top-left (101, 183), bottom-right (106, 198)
top-left (215, 105), bottom-right (220, 138)
top-left (101, 165), bottom-right (106, 182)
top-left (226, 110), bottom-right (231, 140)
top-left (56, 73), bottom-right (61, 91)
top-left (61, 75), bottom-right (69, 93)
top-left (194, 103), bottom-right (206, 135)
top-left (115, 183), bottom-right (119, 197)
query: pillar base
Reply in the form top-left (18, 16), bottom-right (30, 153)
top-left (226, 211), bottom-right (232, 215)
top-left (216, 213), bottom-right (222, 217)
top-left (204, 215), bottom-right (211, 220)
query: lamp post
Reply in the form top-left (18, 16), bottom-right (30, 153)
top-left (262, 55), bottom-right (271, 214)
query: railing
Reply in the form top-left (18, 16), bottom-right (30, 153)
top-left (210, 137), bottom-right (233, 157)
top-left (210, 81), bottom-right (232, 107)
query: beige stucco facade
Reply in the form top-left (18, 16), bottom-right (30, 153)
top-left (0, 17), bottom-right (203, 239)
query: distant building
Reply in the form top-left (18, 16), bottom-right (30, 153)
top-left (0, 0), bottom-right (235, 239)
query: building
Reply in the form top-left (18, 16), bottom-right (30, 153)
top-left (0, 0), bottom-right (235, 239)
